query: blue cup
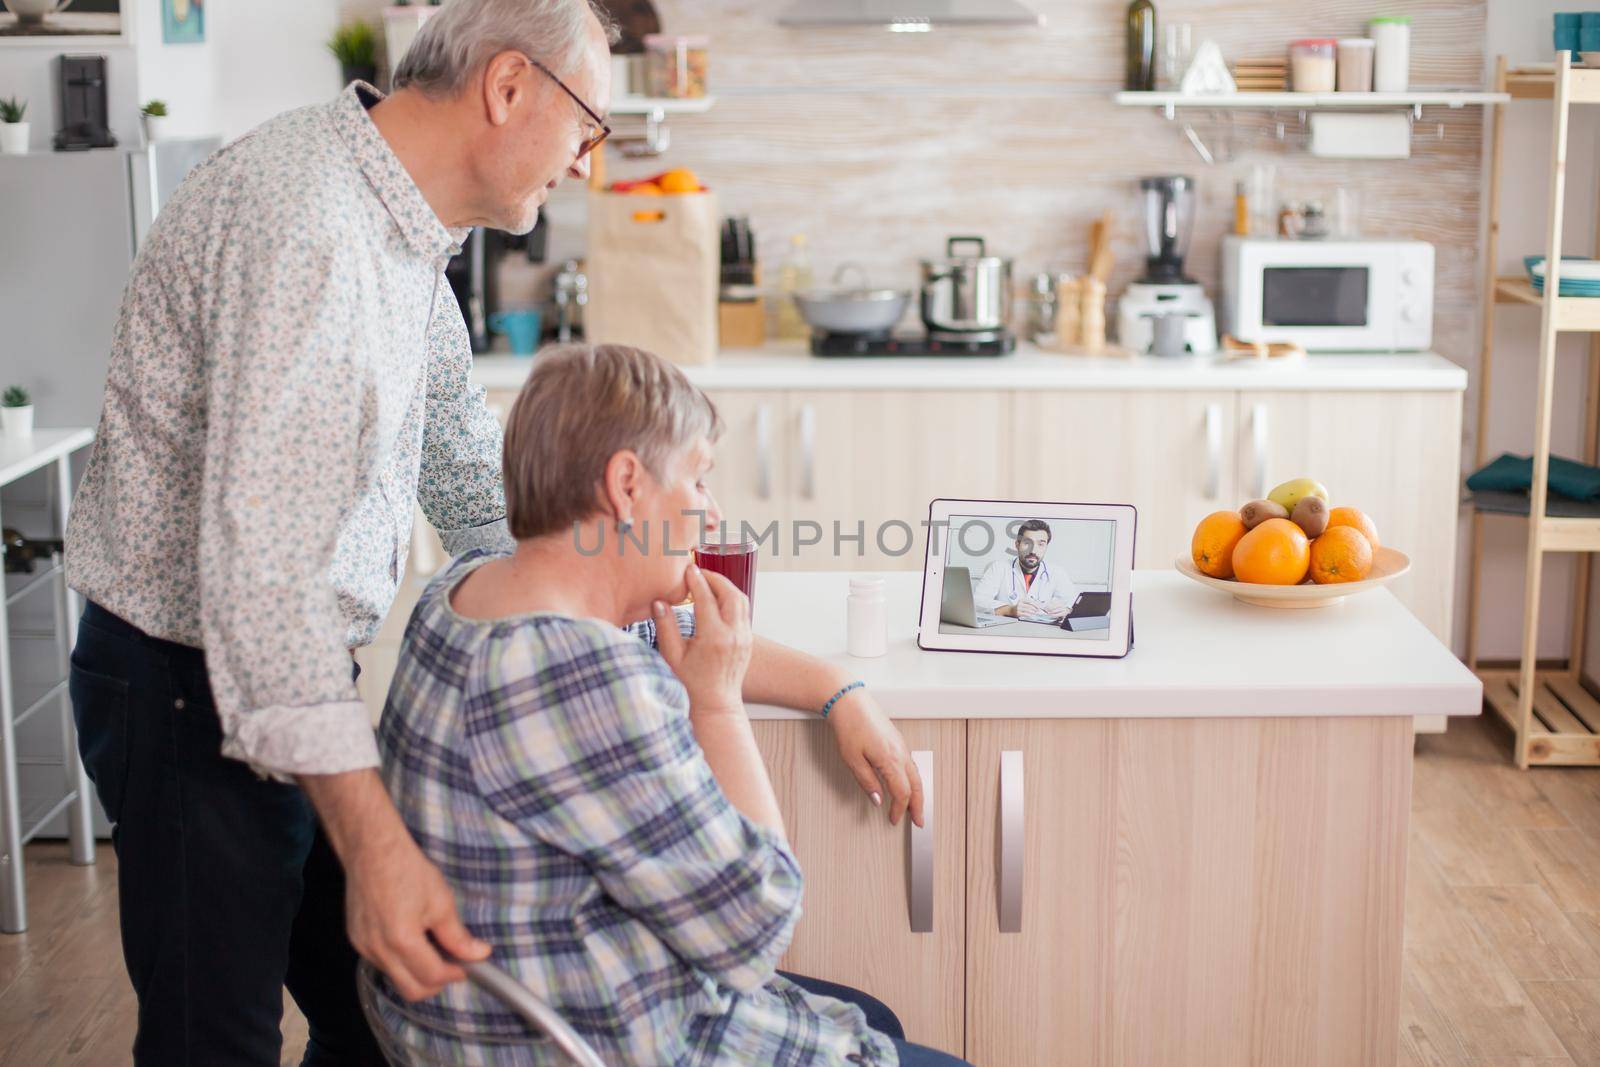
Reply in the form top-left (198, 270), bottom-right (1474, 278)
top-left (489, 309), bottom-right (542, 355)
top-left (1558, 12), bottom-right (1583, 54)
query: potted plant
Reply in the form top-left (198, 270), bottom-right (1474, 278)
top-left (2, 387), bottom-right (33, 443)
top-left (0, 97), bottom-right (28, 156)
top-left (328, 21), bottom-right (379, 88)
top-left (141, 100), bottom-right (170, 143)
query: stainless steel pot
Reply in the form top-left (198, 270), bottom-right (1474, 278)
top-left (792, 264), bottom-right (912, 336)
top-left (920, 236), bottom-right (1013, 338)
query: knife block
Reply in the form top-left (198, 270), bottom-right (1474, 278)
top-left (718, 298), bottom-right (765, 348)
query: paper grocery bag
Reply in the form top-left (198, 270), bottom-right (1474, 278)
top-left (585, 190), bottom-right (720, 365)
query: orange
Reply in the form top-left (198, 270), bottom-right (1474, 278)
top-left (629, 183), bottom-right (664, 196)
top-left (1191, 510), bottom-right (1248, 579)
top-left (1326, 506), bottom-right (1380, 549)
top-left (1309, 526), bottom-right (1373, 584)
top-left (1231, 518), bottom-right (1311, 585)
top-left (658, 167), bottom-right (701, 194)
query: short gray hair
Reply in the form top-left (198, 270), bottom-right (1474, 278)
top-left (503, 344), bottom-right (723, 541)
top-left (392, 0), bottom-right (618, 97)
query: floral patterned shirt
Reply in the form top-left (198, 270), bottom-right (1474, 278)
top-left (65, 83), bottom-right (512, 778)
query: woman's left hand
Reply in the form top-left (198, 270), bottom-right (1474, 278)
top-left (828, 690), bottom-right (924, 828)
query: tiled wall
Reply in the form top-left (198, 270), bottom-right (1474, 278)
top-left (341, 0), bottom-right (1488, 367)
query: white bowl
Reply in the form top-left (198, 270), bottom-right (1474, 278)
top-left (1173, 546), bottom-right (1411, 609)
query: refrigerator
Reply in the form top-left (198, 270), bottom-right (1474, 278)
top-left (0, 138), bottom-right (219, 839)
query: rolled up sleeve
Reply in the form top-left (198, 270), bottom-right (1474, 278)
top-left (416, 282), bottom-right (513, 558)
top-left (465, 632), bottom-right (801, 993)
top-left (197, 232), bottom-right (377, 779)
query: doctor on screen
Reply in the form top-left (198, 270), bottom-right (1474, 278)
top-left (973, 519), bottom-right (1081, 621)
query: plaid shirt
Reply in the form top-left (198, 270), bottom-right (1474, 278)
top-left (373, 550), bottom-right (898, 1066)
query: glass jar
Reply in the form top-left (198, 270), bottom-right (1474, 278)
top-left (1289, 38), bottom-right (1337, 93)
top-left (644, 34), bottom-right (710, 98)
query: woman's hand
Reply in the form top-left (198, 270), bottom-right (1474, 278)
top-left (828, 689), bottom-right (925, 828)
top-left (654, 563), bottom-right (752, 715)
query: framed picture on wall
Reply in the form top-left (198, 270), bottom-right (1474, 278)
top-left (162, 0), bottom-right (202, 44)
top-left (0, 0), bottom-right (127, 44)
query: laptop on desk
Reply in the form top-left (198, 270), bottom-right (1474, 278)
top-left (940, 567), bottom-right (1010, 628)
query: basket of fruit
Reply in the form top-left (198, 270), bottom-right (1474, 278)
top-left (1177, 477), bottom-right (1409, 609)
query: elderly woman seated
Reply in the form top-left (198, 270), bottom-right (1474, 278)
top-left (367, 344), bottom-right (972, 1066)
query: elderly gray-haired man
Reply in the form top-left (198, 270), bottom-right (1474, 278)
top-left (64, 0), bottom-right (922, 1063)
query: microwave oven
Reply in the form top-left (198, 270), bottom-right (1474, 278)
top-left (1220, 236), bottom-right (1434, 351)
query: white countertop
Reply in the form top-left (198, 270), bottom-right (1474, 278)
top-left (471, 344), bottom-right (1468, 393)
top-left (0, 427), bottom-right (94, 488)
top-left (744, 570), bottom-right (1481, 721)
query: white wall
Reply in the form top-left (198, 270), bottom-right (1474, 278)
top-left (0, 0), bottom-right (340, 150)
top-left (0, 45), bottom-right (140, 151)
top-left (1472, 2), bottom-right (1600, 664)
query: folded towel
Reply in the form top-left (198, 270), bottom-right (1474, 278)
top-left (1466, 452), bottom-right (1600, 501)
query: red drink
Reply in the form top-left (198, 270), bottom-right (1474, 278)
top-left (694, 539), bottom-right (758, 613)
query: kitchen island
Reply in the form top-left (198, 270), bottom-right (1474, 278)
top-left (742, 569), bottom-right (1479, 1066)
top-left (467, 344), bottom-right (1468, 729)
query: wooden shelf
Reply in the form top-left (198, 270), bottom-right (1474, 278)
top-left (1493, 276), bottom-right (1542, 305)
top-left (1490, 275), bottom-right (1600, 329)
top-left (1504, 66), bottom-right (1600, 104)
top-left (1479, 669), bottom-right (1600, 765)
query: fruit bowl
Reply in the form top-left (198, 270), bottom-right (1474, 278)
top-left (1174, 547), bottom-right (1411, 609)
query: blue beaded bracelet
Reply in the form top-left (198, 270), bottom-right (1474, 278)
top-left (820, 680), bottom-right (865, 719)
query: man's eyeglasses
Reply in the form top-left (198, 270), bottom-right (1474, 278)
top-left (528, 56), bottom-right (610, 159)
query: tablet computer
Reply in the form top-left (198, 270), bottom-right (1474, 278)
top-left (917, 499), bottom-right (1136, 659)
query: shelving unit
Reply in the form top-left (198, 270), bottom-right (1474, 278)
top-left (610, 95), bottom-right (716, 116)
top-left (0, 428), bottom-right (96, 932)
top-left (1465, 55), bottom-right (1600, 767)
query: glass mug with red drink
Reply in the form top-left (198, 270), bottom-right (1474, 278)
top-left (693, 533), bottom-right (758, 614)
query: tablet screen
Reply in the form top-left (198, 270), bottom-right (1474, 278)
top-left (937, 514), bottom-right (1116, 641)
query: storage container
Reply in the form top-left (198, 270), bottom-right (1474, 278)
top-left (644, 34), bottom-right (709, 98)
top-left (1290, 39), bottom-right (1337, 93)
top-left (1370, 16), bottom-right (1410, 92)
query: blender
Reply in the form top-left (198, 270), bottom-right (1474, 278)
top-left (1117, 175), bottom-right (1218, 355)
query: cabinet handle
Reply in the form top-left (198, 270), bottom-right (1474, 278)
top-left (1250, 402), bottom-right (1270, 499)
top-left (999, 749), bottom-right (1024, 933)
top-left (909, 749), bottom-right (933, 934)
top-left (1204, 402), bottom-right (1222, 500)
top-left (755, 403), bottom-right (772, 500)
top-left (798, 403), bottom-right (816, 500)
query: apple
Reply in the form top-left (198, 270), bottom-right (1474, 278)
top-left (1267, 477), bottom-right (1329, 514)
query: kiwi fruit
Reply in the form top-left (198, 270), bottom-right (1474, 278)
top-left (1291, 496), bottom-right (1329, 538)
top-left (1239, 499), bottom-right (1288, 529)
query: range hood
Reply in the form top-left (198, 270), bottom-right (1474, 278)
top-left (778, 0), bottom-right (1043, 29)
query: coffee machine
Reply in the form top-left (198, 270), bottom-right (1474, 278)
top-left (1116, 175), bottom-right (1217, 355)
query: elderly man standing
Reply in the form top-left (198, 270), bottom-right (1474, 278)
top-left (64, 1), bottom-right (922, 1063)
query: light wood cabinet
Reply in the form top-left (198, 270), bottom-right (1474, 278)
top-left (751, 719), bottom-right (967, 1056)
top-left (962, 716), bottom-right (1410, 1067)
top-left (756, 714), bottom-right (1412, 1066)
top-left (703, 390), bottom-right (792, 570)
top-left (1010, 391), bottom-right (1237, 569)
top-left (702, 390), bottom-right (1010, 572)
top-left (1235, 391), bottom-right (1461, 643)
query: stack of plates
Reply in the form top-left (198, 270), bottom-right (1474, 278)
top-left (1527, 255), bottom-right (1600, 297)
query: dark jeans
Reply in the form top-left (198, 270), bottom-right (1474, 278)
top-left (69, 601), bottom-right (382, 1067)
top-left (781, 972), bottom-right (974, 1066)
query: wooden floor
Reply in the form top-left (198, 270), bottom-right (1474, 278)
top-left (1, 711), bottom-right (1598, 1066)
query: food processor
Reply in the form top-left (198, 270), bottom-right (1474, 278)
top-left (1117, 175), bottom-right (1218, 355)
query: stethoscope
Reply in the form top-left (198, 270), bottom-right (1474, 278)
top-left (1007, 559), bottom-right (1050, 600)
